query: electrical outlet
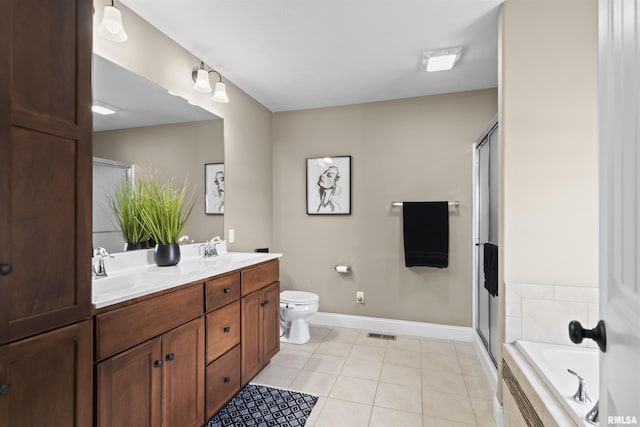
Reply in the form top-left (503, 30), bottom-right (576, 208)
top-left (356, 291), bottom-right (364, 304)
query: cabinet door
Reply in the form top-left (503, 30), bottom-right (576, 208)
top-left (0, 0), bottom-right (93, 344)
top-left (241, 291), bottom-right (263, 384)
top-left (162, 318), bottom-right (205, 427)
top-left (0, 321), bottom-right (92, 427)
top-left (262, 282), bottom-right (280, 363)
top-left (97, 338), bottom-right (162, 427)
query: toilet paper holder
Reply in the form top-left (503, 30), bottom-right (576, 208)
top-left (335, 265), bottom-right (351, 273)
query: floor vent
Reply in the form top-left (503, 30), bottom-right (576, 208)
top-left (366, 332), bottom-right (397, 340)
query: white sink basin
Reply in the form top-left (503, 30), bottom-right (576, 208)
top-left (93, 272), bottom-right (175, 296)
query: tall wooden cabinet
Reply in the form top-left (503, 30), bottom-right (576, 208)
top-left (0, 1), bottom-right (93, 426)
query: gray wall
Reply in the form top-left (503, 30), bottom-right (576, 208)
top-left (273, 89), bottom-right (498, 327)
top-left (93, 119), bottom-right (224, 244)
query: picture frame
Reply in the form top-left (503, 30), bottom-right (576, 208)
top-left (306, 155), bottom-right (352, 215)
top-left (205, 163), bottom-right (224, 215)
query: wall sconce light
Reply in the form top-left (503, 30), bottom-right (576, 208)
top-left (192, 62), bottom-right (230, 103)
top-left (97, 0), bottom-right (128, 42)
top-left (421, 47), bottom-right (463, 72)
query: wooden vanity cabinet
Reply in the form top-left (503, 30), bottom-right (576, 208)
top-left (204, 273), bottom-right (242, 419)
top-left (96, 286), bottom-right (205, 427)
top-left (241, 260), bottom-right (280, 385)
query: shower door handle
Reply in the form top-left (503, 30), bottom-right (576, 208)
top-left (568, 320), bottom-right (607, 352)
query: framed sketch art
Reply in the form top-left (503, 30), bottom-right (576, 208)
top-left (306, 156), bottom-right (351, 215)
top-left (205, 163), bottom-right (224, 215)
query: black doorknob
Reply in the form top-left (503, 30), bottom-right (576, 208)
top-left (223, 287), bottom-right (231, 294)
top-left (154, 360), bottom-right (164, 368)
top-left (0, 383), bottom-right (10, 396)
top-left (165, 353), bottom-right (175, 362)
top-left (569, 320), bottom-right (607, 352)
top-left (223, 326), bottom-right (231, 333)
top-left (0, 264), bottom-right (12, 276)
top-left (223, 377), bottom-right (231, 383)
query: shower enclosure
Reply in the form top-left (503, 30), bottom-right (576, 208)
top-left (474, 117), bottom-right (499, 364)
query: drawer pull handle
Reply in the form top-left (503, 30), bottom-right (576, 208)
top-left (154, 360), bottom-right (163, 368)
top-left (166, 353), bottom-right (175, 362)
top-left (0, 264), bottom-right (12, 276)
top-left (223, 287), bottom-right (231, 294)
top-left (223, 326), bottom-right (231, 333)
top-left (261, 299), bottom-right (270, 307)
top-left (0, 383), bottom-right (10, 396)
top-left (224, 377), bottom-right (231, 383)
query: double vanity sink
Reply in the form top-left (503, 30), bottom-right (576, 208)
top-left (92, 249), bottom-right (280, 308)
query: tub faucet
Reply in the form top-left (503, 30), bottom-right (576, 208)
top-left (92, 247), bottom-right (111, 277)
top-left (567, 369), bottom-right (591, 404)
top-left (585, 400), bottom-right (599, 425)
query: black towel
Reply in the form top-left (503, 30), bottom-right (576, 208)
top-left (483, 243), bottom-right (499, 297)
top-left (402, 202), bottom-right (449, 268)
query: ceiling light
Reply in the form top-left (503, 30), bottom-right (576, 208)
top-left (422, 48), bottom-right (463, 72)
top-left (97, 0), bottom-right (128, 42)
top-left (92, 104), bottom-right (117, 115)
top-left (192, 63), bottom-right (230, 103)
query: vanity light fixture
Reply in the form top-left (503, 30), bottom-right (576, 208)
top-left (97, 0), bottom-right (128, 42)
top-left (192, 62), bottom-right (230, 103)
top-left (421, 47), bottom-right (463, 72)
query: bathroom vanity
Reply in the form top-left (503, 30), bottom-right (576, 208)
top-left (92, 251), bottom-right (281, 426)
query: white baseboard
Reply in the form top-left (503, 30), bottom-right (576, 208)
top-left (309, 312), bottom-right (473, 342)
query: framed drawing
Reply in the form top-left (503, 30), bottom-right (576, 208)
top-left (205, 163), bottom-right (224, 215)
top-left (306, 155), bottom-right (351, 215)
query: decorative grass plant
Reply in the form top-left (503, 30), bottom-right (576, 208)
top-left (138, 177), bottom-right (196, 245)
top-left (110, 180), bottom-right (150, 245)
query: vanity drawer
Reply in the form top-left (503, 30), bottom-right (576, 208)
top-left (205, 272), bottom-right (240, 312)
top-left (206, 345), bottom-right (241, 419)
top-left (206, 300), bottom-right (240, 364)
top-left (241, 259), bottom-right (279, 296)
top-left (96, 284), bottom-right (204, 360)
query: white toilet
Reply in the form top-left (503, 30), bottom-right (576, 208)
top-left (279, 290), bottom-right (319, 344)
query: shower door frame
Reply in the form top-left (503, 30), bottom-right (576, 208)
top-left (472, 115), bottom-right (499, 368)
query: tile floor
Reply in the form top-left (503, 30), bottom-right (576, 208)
top-left (252, 326), bottom-right (496, 427)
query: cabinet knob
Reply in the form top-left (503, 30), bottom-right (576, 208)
top-left (223, 377), bottom-right (231, 383)
top-left (165, 353), bottom-right (175, 362)
top-left (0, 383), bottom-right (10, 396)
top-left (154, 360), bottom-right (163, 368)
top-left (223, 326), bottom-right (231, 333)
top-left (261, 299), bottom-right (270, 307)
top-left (223, 287), bottom-right (231, 294)
top-left (0, 264), bottom-right (12, 276)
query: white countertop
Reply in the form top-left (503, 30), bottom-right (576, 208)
top-left (92, 249), bottom-right (282, 309)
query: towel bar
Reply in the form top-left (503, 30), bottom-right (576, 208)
top-left (391, 201), bottom-right (459, 208)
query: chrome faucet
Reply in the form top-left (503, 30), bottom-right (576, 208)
top-left (585, 400), bottom-right (599, 425)
top-left (203, 237), bottom-right (222, 258)
top-left (92, 247), bottom-right (111, 277)
top-left (567, 369), bottom-right (591, 404)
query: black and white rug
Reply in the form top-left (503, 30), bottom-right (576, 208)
top-left (205, 383), bottom-right (318, 427)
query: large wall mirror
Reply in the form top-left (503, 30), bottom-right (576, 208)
top-left (92, 54), bottom-right (224, 253)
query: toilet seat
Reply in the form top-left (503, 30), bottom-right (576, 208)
top-left (280, 290), bottom-right (319, 304)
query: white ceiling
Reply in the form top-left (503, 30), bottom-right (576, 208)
top-left (119, 0), bottom-right (503, 112)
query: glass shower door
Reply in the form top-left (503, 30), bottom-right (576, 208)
top-left (476, 120), bottom-right (499, 364)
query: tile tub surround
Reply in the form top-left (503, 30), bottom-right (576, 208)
top-left (505, 283), bottom-right (599, 346)
top-left (253, 326), bottom-right (496, 427)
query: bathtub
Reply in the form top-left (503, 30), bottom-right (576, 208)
top-left (516, 340), bottom-right (599, 426)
